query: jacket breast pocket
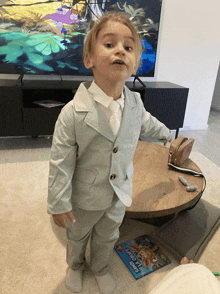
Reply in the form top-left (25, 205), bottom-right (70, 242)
top-left (73, 169), bottom-right (96, 184)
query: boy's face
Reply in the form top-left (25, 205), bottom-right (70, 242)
top-left (84, 21), bottom-right (138, 82)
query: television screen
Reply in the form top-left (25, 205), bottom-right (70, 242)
top-left (0, 0), bottom-right (163, 77)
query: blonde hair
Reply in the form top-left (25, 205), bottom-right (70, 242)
top-left (83, 11), bottom-right (144, 75)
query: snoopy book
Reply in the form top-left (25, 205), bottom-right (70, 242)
top-left (114, 234), bottom-right (171, 280)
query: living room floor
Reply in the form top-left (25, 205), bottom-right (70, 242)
top-left (0, 108), bottom-right (220, 168)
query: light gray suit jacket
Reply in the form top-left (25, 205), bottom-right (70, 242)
top-left (47, 81), bottom-right (172, 214)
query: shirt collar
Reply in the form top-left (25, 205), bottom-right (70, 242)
top-left (88, 80), bottom-right (125, 109)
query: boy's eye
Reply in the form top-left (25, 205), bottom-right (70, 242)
top-left (105, 43), bottom-right (133, 51)
top-left (105, 43), bottom-right (112, 48)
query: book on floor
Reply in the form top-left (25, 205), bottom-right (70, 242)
top-left (114, 234), bottom-right (171, 280)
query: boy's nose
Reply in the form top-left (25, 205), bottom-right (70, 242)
top-left (115, 44), bottom-right (126, 54)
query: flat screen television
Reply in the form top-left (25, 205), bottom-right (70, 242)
top-left (0, 0), bottom-right (163, 77)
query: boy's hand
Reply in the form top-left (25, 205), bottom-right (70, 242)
top-left (52, 211), bottom-right (76, 229)
top-left (164, 138), bottom-right (172, 147)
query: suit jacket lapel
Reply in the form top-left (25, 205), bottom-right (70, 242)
top-left (74, 81), bottom-right (137, 143)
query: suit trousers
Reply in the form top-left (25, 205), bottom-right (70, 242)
top-left (66, 192), bottom-right (126, 276)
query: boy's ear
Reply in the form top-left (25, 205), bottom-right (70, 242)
top-left (133, 64), bottom-right (138, 75)
top-left (84, 53), bottom-right (94, 70)
top-left (132, 57), bottom-right (138, 75)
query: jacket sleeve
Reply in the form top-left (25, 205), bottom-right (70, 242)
top-left (47, 102), bottom-right (77, 215)
top-left (138, 93), bottom-right (173, 143)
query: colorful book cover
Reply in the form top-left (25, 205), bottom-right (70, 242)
top-left (33, 100), bottom-right (65, 108)
top-left (114, 234), bottom-right (171, 280)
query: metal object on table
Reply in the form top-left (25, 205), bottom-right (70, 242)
top-left (178, 176), bottom-right (197, 192)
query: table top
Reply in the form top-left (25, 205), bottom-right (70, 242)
top-left (125, 141), bottom-right (204, 218)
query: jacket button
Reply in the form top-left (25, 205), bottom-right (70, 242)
top-left (110, 174), bottom-right (116, 180)
top-left (113, 147), bottom-right (118, 153)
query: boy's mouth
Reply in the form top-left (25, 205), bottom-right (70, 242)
top-left (113, 59), bottom-right (126, 65)
top-left (113, 63), bottom-right (125, 66)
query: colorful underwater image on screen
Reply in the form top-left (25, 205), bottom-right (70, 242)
top-left (0, 0), bottom-right (162, 76)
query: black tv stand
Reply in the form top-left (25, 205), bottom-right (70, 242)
top-left (132, 74), bottom-right (146, 89)
top-left (0, 77), bottom-right (189, 139)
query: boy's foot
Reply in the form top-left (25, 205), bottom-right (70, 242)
top-left (95, 272), bottom-right (116, 294)
top-left (66, 267), bottom-right (83, 293)
top-left (180, 256), bottom-right (195, 265)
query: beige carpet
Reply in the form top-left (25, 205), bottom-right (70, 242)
top-left (1, 151), bottom-right (220, 294)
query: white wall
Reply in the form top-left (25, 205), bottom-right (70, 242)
top-left (140, 0), bottom-right (220, 131)
top-left (130, 0), bottom-right (220, 131)
top-left (2, 0), bottom-right (220, 131)
top-left (150, 0), bottom-right (220, 131)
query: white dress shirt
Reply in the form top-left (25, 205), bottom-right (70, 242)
top-left (88, 80), bottom-right (125, 137)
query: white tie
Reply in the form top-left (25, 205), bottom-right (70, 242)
top-left (109, 100), bottom-right (120, 136)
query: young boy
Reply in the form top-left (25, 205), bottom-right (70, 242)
top-left (47, 12), bottom-right (172, 294)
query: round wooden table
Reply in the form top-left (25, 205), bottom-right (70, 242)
top-left (125, 141), bottom-right (205, 226)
